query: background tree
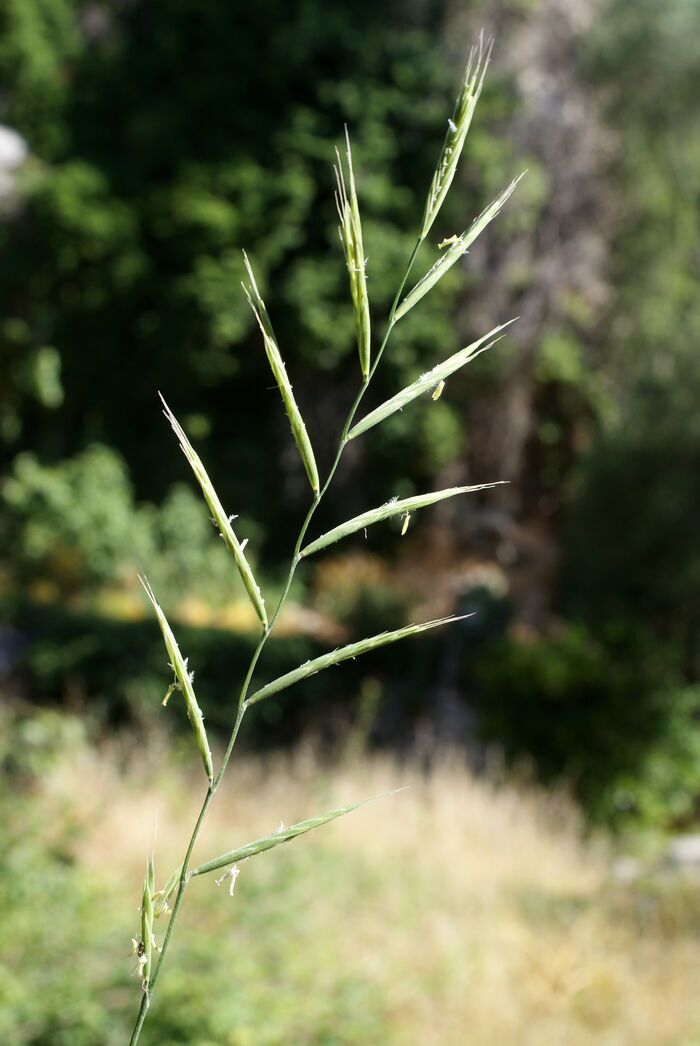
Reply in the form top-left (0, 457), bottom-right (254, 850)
top-left (2, 0), bottom-right (700, 828)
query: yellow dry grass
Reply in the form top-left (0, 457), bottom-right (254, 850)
top-left (42, 735), bottom-right (700, 1046)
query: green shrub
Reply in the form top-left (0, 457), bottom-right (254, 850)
top-left (0, 444), bottom-right (242, 605)
top-left (563, 373), bottom-right (700, 674)
top-left (469, 623), bottom-right (700, 829)
top-left (7, 598), bottom-right (323, 739)
top-left (1, 444), bottom-right (146, 593)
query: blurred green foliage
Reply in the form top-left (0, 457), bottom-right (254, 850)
top-left (310, 552), bottom-right (413, 639)
top-left (0, 443), bottom-right (253, 605)
top-left (563, 372), bottom-right (700, 675)
top-left (0, 0), bottom-right (497, 556)
top-left (7, 594), bottom-right (452, 750)
top-left (0, 719), bottom-right (127, 1046)
top-left (1, 0), bottom-right (700, 830)
top-left (469, 623), bottom-right (700, 830)
top-left (2, 444), bottom-right (147, 593)
top-left (7, 598), bottom-right (324, 739)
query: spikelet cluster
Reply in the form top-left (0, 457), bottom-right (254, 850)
top-left (335, 129), bottom-right (371, 378)
top-left (420, 32), bottom-right (493, 239)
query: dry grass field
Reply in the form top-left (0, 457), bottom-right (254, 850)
top-left (5, 717), bottom-right (698, 1046)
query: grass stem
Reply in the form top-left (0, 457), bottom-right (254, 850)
top-left (128, 233), bottom-right (424, 1046)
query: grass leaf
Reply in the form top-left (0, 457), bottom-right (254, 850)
top-left (245, 616), bottom-right (469, 707)
top-left (160, 394), bottom-right (268, 627)
top-left (300, 483), bottom-right (506, 558)
top-left (348, 319), bottom-right (516, 440)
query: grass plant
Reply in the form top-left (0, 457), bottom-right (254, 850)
top-left (128, 33), bottom-right (523, 1042)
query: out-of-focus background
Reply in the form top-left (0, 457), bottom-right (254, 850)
top-left (2, 0), bottom-right (700, 1042)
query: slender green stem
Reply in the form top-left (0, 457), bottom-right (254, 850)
top-left (217, 631), bottom-right (272, 775)
top-left (128, 779), bottom-right (215, 1045)
top-left (128, 234), bottom-right (423, 1046)
top-left (129, 987), bottom-right (149, 1044)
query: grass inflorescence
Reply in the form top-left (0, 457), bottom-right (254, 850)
top-left (128, 34), bottom-right (523, 1043)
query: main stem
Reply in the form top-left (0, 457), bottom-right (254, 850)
top-left (128, 234), bottom-right (423, 1046)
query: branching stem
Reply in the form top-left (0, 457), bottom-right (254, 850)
top-left (128, 234), bottom-right (422, 1045)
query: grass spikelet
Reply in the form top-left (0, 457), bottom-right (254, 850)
top-left (139, 576), bottom-right (214, 785)
top-left (300, 482), bottom-right (506, 558)
top-left (159, 394), bottom-right (268, 627)
top-left (421, 32), bottom-right (493, 239)
top-left (189, 793), bottom-right (398, 878)
top-left (245, 616), bottom-right (469, 706)
top-left (154, 863), bottom-right (183, 919)
top-left (348, 319), bottom-right (516, 440)
top-left (140, 857), bottom-right (155, 988)
top-left (334, 128), bottom-right (371, 378)
top-left (396, 174), bottom-right (524, 321)
top-left (242, 253), bottom-right (320, 495)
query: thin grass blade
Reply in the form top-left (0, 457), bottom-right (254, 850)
top-left (139, 576), bottom-right (214, 784)
top-left (245, 615), bottom-right (469, 706)
top-left (421, 32), bottom-right (493, 239)
top-left (160, 394), bottom-right (268, 626)
top-left (348, 319), bottom-right (515, 440)
top-left (300, 483), bottom-right (506, 558)
top-left (335, 128), bottom-right (371, 378)
top-left (242, 254), bottom-right (320, 494)
top-left (189, 792), bottom-right (399, 878)
top-left (396, 174), bottom-right (524, 322)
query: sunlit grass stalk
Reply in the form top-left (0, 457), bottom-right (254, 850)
top-left (129, 38), bottom-right (521, 1045)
